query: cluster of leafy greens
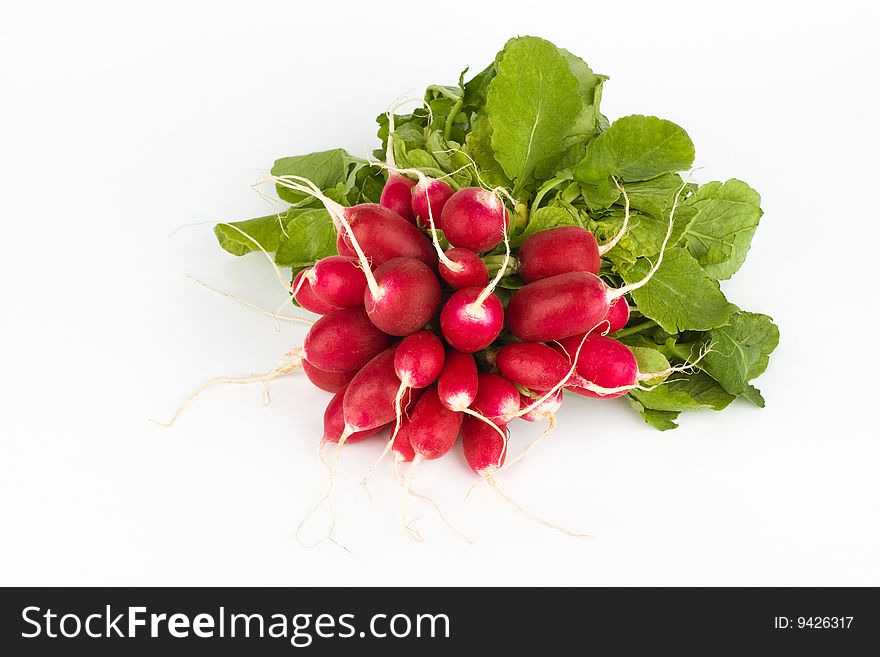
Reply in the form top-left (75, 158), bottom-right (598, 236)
top-left (213, 36), bottom-right (778, 430)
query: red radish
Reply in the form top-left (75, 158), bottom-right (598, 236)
top-left (391, 413), bottom-right (415, 464)
top-left (438, 247), bottom-right (489, 290)
top-left (411, 178), bottom-right (454, 229)
top-left (380, 174), bottom-right (417, 223)
top-left (365, 257), bottom-right (441, 336)
top-left (605, 298), bottom-right (630, 333)
top-left (472, 373), bottom-right (521, 425)
top-left (518, 226), bottom-right (601, 281)
top-left (333, 203), bottom-right (437, 269)
top-left (462, 415), bottom-right (507, 477)
top-left (407, 386), bottom-right (464, 461)
top-left (519, 388), bottom-right (562, 423)
top-left (305, 255), bottom-right (368, 308)
top-left (302, 308), bottom-right (393, 373)
top-left (557, 333), bottom-right (638, 399)
top-left (441, 187), bottom-right (510, 252)
top-left (322, 386), bottom-right (386, 444)
top-left (439, 287), bottom-right (504, 353)
top-left (437, 349), bottom-right (479, 412)
top-left (496, 342), bottom-right (575, 391)
top-left (341, 346), bottom-right (403, 436)
top-left (508, 183), bottom-right (684, 342)
top-left (292, 270), bottom-right (338, 315)
top-left (365, 331), bottom-right (446, 482)
top-left (302, 358), bottom-right (356, 393)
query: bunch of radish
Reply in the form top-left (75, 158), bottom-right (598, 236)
top-left (171, 36), bottom-right (778, 542)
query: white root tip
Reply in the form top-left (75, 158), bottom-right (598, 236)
top-left (486, 477), bottom-right (591, 539)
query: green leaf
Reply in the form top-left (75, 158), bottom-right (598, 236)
top-left (680, 179), bottom-right (763, 280)
top-left (214, 213), bottom-right (289, 256)
top-left (486, 37), bottom-right (582, 190)
top-left (629, 347), bottom-right (670, 385)
top-left (464, 112), bottom-right (512, 189)
top-left (560, 49), bottom-right (606, 142)
top-left (573, 115), bottom-right (695, 189)
top-left (621, 247), bottom-right (733, 333)
top-left (697, 312), bottom-right (779, 405)
top-left (273, 209), bottom-right (337, 267)
top-left (512, 206), bottom-right (580, 247)
top-left (630, 372), bottom-right (736, 412)
top-left (628, 396), bottom-right (680, 430)
top-left (271, 149), bottom-right (358, 205)
top-left (623, 173), bottom-right (686, 220)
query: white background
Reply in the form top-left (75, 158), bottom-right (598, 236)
top-left (2, 0), bottom-right (878, 586)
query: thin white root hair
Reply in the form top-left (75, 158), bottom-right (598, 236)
top-left (186, 274), bottom-right (314, 328)
top-left (359, 382), bottom-right (409, 496)
top-left (461, 407), bottom-right (509, 466)
top-left (268, 174), bottom-right (382, 300)
top-left (470, 187), bottom-right (512, 310)
top-left (499, 414), bottom-right (557, 473)
top-left (392, 456), bottom-right (474, 544)
top-left (598, 177), bottom-right (630, 256)
top-left (609, 179), bottom-right (689, 301)
top-left (485, 476), bottom-right (591, 539)
top-left (435, 147), bottom-right (493, 192)
top-left (150, 347), bottom-right (302, 428)
top-left (296, 428), bottom-right (352, 549)
top-left (400, 456), bottom-right (425, 542)
top-left (215, 221), bottom-right (291, 294)
top-left (637, 341), bottom-right (715, 382)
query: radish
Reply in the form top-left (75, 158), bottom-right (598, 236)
top-left (438, 247), bottom-right (489, 290)
top-left (496, 342), bottom-right (579, 391)
top-left (378, 99), bottom-right (419, 223)
top-left (439, 287), bottom-right (504, 353)
top-left (472, 373), bottom-right (521, 425)
top-left (441, 187), bottom-right (509, 252)
top-left (462, 415), bottom-right (507, 477)
top-left (559, 333), bottom-right (636, 399)
top-left (364, 257), bottom-right (441, 336)
top-left (437, 349), bottom-right (479, 412)
top-left (507, 182), bottom-right (683, 342)
top-left (519, 388), bottom-right (562, 423)
top-left (292, 269), bottom-right (338, 315)
top-left (302, 307), bottom-right (393, 373)
top-left (362, 330), bottom-right (445, 485)
top-left (302, 255), bottom-right (368, 309)
top-left (322, 386), bottom-right (387, 444)
top-left (411, 179), bottom-right (455, 229)
top-left (517, 181), bottom-right (633, 282)
top-left (340, 346), bottom-right (404, 436)
top-left (380, 175), bottom-right (416, 223)
top-left (518, 226), bottom-right (601, 281)
top-left (302, 358), bottom-right (355, 393)
top-left (400, 385), bottom-right (464, 540)
top-left (333, 203), bottom-right (437, 269)
top-left (605, 297), bottom-right (630, 333)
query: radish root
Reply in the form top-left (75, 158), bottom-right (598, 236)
top-left (597, 177), bottom-right (630, 256)
top-left (151, 347), bottom-right (302, 428)
top-left (485, 476), bottom-right (591, 539)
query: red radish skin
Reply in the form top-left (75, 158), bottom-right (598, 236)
top-left (307, 256), bottom-right (368, 309)
top-left (394, 330), bottom-right (445, 388)
top-left (365, 257), bottom-right (441, 336)
top-left (411, 178), bottom-right (455, 230)
top-left (441, 187), bottom-right (510, 252)
top-left (302, 358), bottom-right (356, 393)
top-left (506, 272), bottom-right (610, 342)
top-left (322, 387), bottom-right (386, 444)
top-left (293, 270), bottom-right (338, 315)
top-left (342, 346), bottom-right (403, 434)
top-left (334, 203), bottom-right (438, 270)
top-left (303, 308), bottom-right (394, 373)
top-left (437, 350), bottom-right (479, 411)
top-left (439, 287), bottom-right (504, 353)
top-left (472, 373), bottom-right (521, 425)
top-left (496, 342), bottom-right (573, 391)
top-left (438, 248), bottom-right (489, 290)
top-left (518, 226), bottom-right (601, 282)
top-left (558, 333), bottom-right (638, 399)
top-left (605, 298), bottom-right (630, 333)
top-left (462, 416), bottom-right (507, 476)
top-left (407, 386), bottom-right (464, 461)
top-left (380, 174), bottom-right (417, 223)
